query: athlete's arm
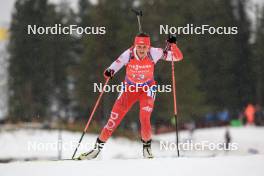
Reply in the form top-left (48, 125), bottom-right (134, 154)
top-left (105, 49), bottom-right (130, 77)
top-left (165, 34), bottom-right (183, 61)
top-left (150, 44), bottom-right (183, 63)
top-left (164, 43), bottom-right (183, 61)
top-left (150, 34), bottom-right (183, 63)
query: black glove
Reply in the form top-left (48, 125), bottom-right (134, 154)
top-left (167, 34), bottom-right (177, 44)
top-left (104, 68), bottom-right (114, 78)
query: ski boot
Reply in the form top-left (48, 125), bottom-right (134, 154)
top-left (142, 139), bottom-right (154, 159)
top-left (77, 138), bottom-right (105, 160)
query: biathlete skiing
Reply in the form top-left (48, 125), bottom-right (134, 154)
top-left (77, 32), bottom-right (183, 160)
top-left (71, 9), bottom-right (183, 160)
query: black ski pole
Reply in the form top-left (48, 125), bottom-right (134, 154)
top-left (131, 9), bottom-right (143, 33)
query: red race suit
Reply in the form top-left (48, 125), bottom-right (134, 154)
top-left (99, 45), bottom-right (183, 142)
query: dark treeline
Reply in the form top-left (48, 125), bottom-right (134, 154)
top-left (7, 0), bottom-right (264, 129)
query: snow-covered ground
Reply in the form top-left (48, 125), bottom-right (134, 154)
top-left (1, 126), bottom-right (264, 160)
top-left (1, 155), bottom-right (263, 176)
top-left (0, 126), bottom-right (264, 176)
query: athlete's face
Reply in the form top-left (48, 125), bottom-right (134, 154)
top-left (135, 44), bottom-right (149, 59)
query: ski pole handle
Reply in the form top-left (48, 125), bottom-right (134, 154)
top-left (131, 9), bottom-right (142, 16)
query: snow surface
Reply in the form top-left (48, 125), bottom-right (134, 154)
top-left (0, 155), bottom-right (263, 176)
top-left (0, 126), bottom-right (264, 176)
top-left (1, 126), bottom-right (263, 160)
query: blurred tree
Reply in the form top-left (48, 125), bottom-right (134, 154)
top-left (169, 0), bottom-right (252, 111)
top-left (76, 0), bottom-right (136, 128)
top-left (231, 0), bottom-right (254, 107)
top-left (8, 0), bottom-right (76, 122)
top-left (252, 6), bottom-right (264, 106)
top-left (192, 0), bottom-right (239, 110)
top-left (48, 1), bottom-right (79, 122)
top-left (140, 0), bottom-right (209, 125)
top-left (7, 0), bottom-right (258, 129)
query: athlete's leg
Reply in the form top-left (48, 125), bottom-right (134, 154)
top-left (99, 90), bottom-right (138, 141)
top-left (139, 88), bottom-right (156, 141)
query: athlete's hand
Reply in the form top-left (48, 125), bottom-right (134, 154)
top-left (104, 68), bottom-right (114, 79)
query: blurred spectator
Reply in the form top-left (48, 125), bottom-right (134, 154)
top-left (244, 103), bottom-right (256, 125)
top-left (255, 104), bottom-right (264, 126)
top-left (205, 112), bottom-right (216, 126)
top-left (217, 109), bottom-right (230, 125)
top-left (230, 112), bottom-right (243, 126)
top-left (184, 121), bottom-right (196, 140)
top-left (225, 128), bottom-right (231, 151)
top-left (130, 122), bottom-right (138, 134)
